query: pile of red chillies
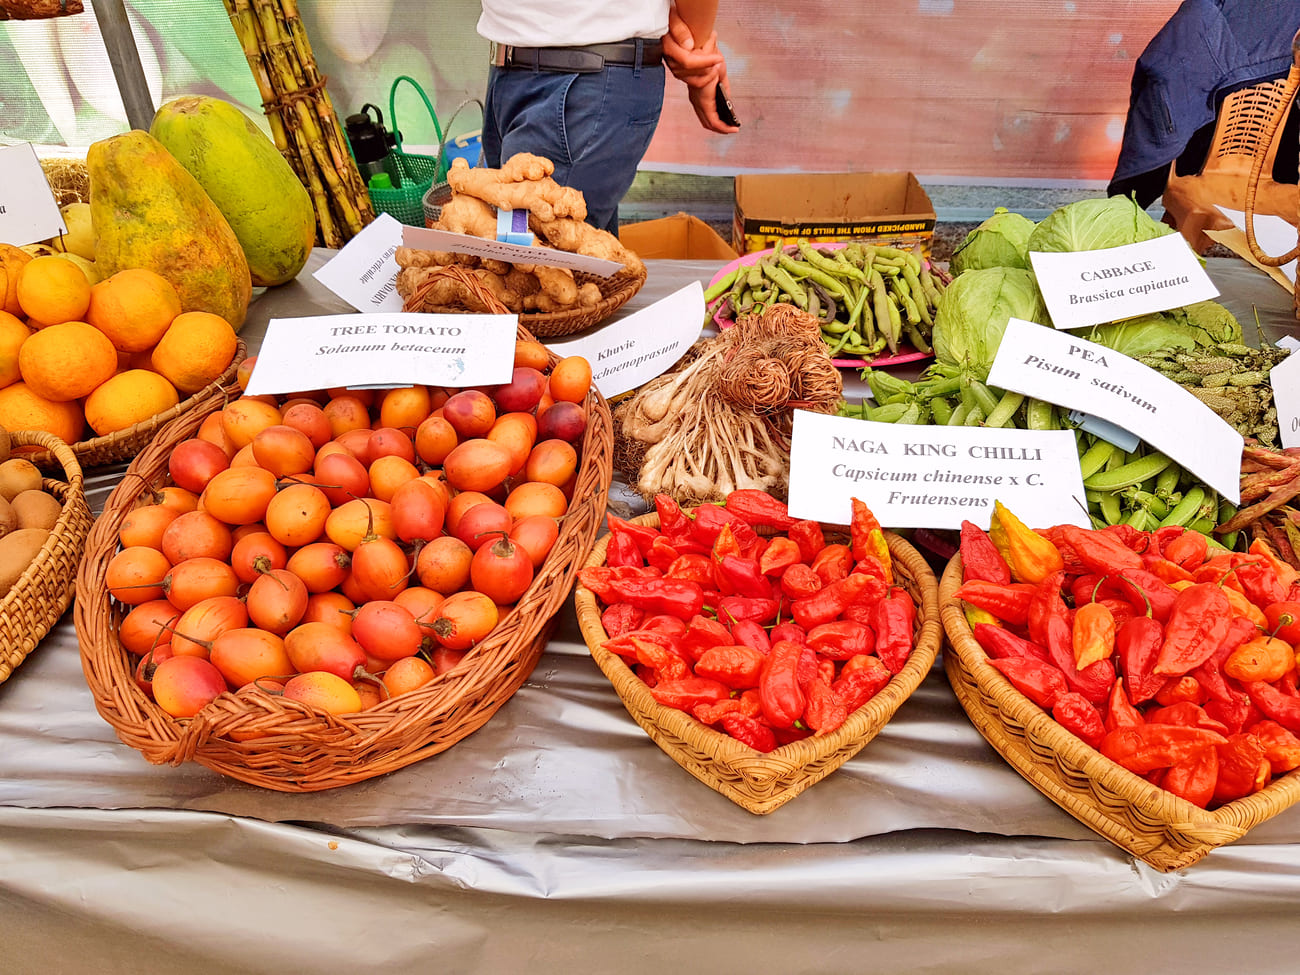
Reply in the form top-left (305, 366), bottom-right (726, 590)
top-left (579, 490), bottom-right (918, 753)
top-left (958, 501), bottom-right (1300, 810)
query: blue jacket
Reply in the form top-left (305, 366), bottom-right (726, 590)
top-left (1108, 0), bottom-right (1300, 189)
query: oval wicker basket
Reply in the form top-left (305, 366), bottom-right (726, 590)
top-left (574, 516), bottom-right (942, 814)
top-left (939, 554), bottom-right (1300, 871)
top-left (521, 264), bottom-right (647, 338)
top-left (0, 430), bottom-right (93, 685)
top-left (74, 348), bottom-right (614, 791)
top-left (22, 339), bottom-right (247, 471)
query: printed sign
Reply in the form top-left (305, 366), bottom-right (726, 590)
top-left (312, 212), bottom-right (405, 312)
top-left (243, 312), bottom-right (516, 396)
top-left (1270, 350), bottom-right (1300, 450)
top-left (986, 318), bottom-right (1242, 502)
top-left (786, 410), bottom-right (1089, 530)
top-left (546, 282), bottom-right (703, 398)
top-left (1029, 234), bottom-right (1218, 330)
top-left (0, 144), bottom-right (64, 247)
top-left (402, 225), bottom-right (624, 277)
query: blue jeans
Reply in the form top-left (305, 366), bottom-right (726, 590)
top-left (483, 55), bottom-right (665, 234)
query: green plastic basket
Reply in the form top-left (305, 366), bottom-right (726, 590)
top-left (367, 75), bottom-right (444, 226)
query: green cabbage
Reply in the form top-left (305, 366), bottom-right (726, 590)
top-left (1027, 195), bottom-right (1176, 254)
top-left (950, 207), bottom-right (1037, 274)
top-left (1168, 299), bottom-right (1243, 346)
top-left (1081, 314), bottom-right (1200, 357)
top-left (932, 266), bottom-right (1051, 380)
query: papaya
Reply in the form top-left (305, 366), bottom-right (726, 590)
top-left (87, 130), bottom-right (252, 330)
top-left (150, 96), bottom-right (316, 287)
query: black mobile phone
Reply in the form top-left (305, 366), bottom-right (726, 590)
top-left (715, 85), bottom-right (741, 127)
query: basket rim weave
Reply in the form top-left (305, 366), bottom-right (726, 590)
top-left (938, 553), bottom-right (1300, 871)
top-left (74, 329), bottom-right (614, 792)
top-left (574, 512), bottom-right (942, 814)
top-left (0, 429), bottom-right (92, 685)
top-left (519, 263), bottom-right (647, 337)
top-left (22, 339), bottom-right (247, 471)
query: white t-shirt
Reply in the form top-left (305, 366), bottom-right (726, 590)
top-left (477, 1), bottom-right (670, 48)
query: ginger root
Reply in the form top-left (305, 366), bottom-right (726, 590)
top-left (434, 194), bottom-right (498, 238)
top-left (397, 266), bottom-right (521, 313)
top-left (530, 215), bottom-right (644, 276)
top-left (447, 156), bottom-right (587, 222)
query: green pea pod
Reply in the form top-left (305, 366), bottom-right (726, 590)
top-left (948, 402), bottom-right (971, 426)
top-left (1025, 398), bottom-right (1057, 431)
top-left (1084, 452), bottom-right (1175, 493)
top-left (865, 400), bottom-right (911, 423)
top-left (929, 395), bottom-right (955, 425)
top-left (983, 390), bottom-right (1025, 429)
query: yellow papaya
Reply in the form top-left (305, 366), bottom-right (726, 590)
top-left (150, 96), bottom-right (316, 287)
top-left (87, 130), bottom-right (252, 330)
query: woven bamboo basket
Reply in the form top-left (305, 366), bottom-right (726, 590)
top-left (404, 263), bottom-right (647, 338)
top-left (21, 340), bottom-right (247, 471)
top-left (74, 340), bottom-right (614, 791)
top-left (939, 554), bottom-right (1300, 871)
top-left (0, 430), bottom-right (92, 685)
top-left (574, 517), bottom-right (942, 814)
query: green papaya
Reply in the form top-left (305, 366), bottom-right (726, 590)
top-left (87, 130), bottom-right (252, 330)
top-left (150, 96), bottom-right (316, 287)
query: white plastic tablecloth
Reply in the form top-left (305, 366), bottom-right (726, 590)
top-left (2, 253), bottom-right (1298, 975)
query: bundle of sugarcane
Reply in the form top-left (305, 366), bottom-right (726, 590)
top-left (1, 0), bottom-right (82, 18)
top-left (221, 0), bottom-right (374, 247)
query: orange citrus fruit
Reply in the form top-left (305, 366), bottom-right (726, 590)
top-left (0, 311), bottom-right (32, 389)
top-left (0, 381), bottom-right (85, 444)
top-left (151, 311), bottom-right (238, 394)
top-left (85, 267), bottom-right (182, 352)
top-left (83, 368), bottom-right (181, 436)
top-left (0, 245), bottom-right (32, 318)
top-left (15, 254), bottom-right (91, 325)
top-left (17, 319), bottom-right (118, 402)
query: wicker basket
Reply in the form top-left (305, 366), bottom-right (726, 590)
top-left (74, 336), bottom-right (615, 791)
top-left (21, 340), bottom-right (247, 471)
top-left (0, 430), bottom-right (93, 685)
top-left (574, 518), bottom-right (942, 814)
top-left (939, 554), bottom-right (1300, 871)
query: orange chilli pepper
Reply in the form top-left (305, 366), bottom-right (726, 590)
top-left (991, 500), bottom-right (1063, 584)
top-left (1072, 600), bottom-right (1116, 670)
top-left (1223, 635), bottom-right (1293, 683)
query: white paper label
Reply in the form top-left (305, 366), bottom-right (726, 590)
top-left (312, 212), bottom-right (406, 312)
top-left (0, 144), bottom-right (64, 247)
top-left (986, 318), bottom-right (1243, 502)
top-left (402, 225), bottom-right (624, 277)
top-left (546, 282), bottom-right (703, 398)
top-left (786, 410), bottom-right (1090, 530)
top-left (1271, 350), bottom-right (1300, 449)
top-left (1217, 206), bottom-right (1298, 285)
top-left (1029, 234), bottom-right (1218, 330)
top-left (243, 313), bottom-right (516, 396)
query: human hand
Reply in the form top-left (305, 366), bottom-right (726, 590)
top-left (687, 78), bottom-right (741, 135)
top-left (662, 7), bottom-right (724, 88)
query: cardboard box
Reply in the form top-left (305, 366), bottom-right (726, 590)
top-left (618, 212), bottom-right (740, 261)
top-left (733, 172), bottom-right (936, 257)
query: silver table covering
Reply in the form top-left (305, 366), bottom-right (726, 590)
top-left (2, 253), bottom-right (1298, 974)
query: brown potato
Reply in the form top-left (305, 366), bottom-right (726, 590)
top-left (0, 528), bottom-right (48, 597)
top-left (0, 458), bottom-right (41, 501)
top-left (11, 489), bottom-right (61, 531)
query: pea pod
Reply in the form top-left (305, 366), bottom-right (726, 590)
top-left (1084, 452), bottom-right (1174, 492)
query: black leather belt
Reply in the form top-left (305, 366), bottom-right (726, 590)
top-left (490, 39), bottom-right (664, 73)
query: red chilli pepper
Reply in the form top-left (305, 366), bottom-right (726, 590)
top-left (806, 619), bottom-right (875, 660)
top-left (850, 498), bottom-right (893, 584)
top-left (649, 677), bottom-right (731, 712)
top-left (607, 576), bottom-right (706, 621)
top-left (694, 643), bottom-right (767, 690)
top-left (1056, 524), bottom-right (1145, 576)
top-left (716, 595), bottom-right (780, 625)
top-left (788, 520), bottom-right (826, 564)
top-left (1160, 747), bottom-right (1218, 808)
top-left (1244, 680), bottom-right (1300, 735)
top-left (729, 618), bottom-right (773, 655)
top-left (719, 711), bottom-right (778, 752)
top-left (1052, 691), bottom-right (1106, 748)
top-left (691, 503), bottom-right (760, 552)
top-left (679, 614), bottom-right (734, 663)
top-left (716, 554), bottom-right (774, 599)
top-left (605, 530), bottom-right (643, 568)
top-left (758, 536), bottom-right (803, 578)
top-left (833, 657), bottom-right (892, 711)
top-left (665, 553), bottom-right (714, 587)
top-left (1099, 724), bottom-right (1228, 775)
top-left (601, 602), bottom-right (644, 638)
top-left (955, 579), bottom-right (1036, 626)
top-left (606, 514), bottom-right (660, 555)
top-left (724, 489), bottom-right (796, 530)
top-left (869, 586), bottom-right (915, 674)
top-left (792, 573), bottom-right (874, 629)
top-left (959, 519), bottom-right (1011, 585)
top-left (803, 678), bottom-right (849, 736)
top-left (654, 494), bottom-right (692, 536)
top-left (768, 621), bottom-right (806, 647)
top-left (759, 639), bottom-right (807, 729)
top-left (987, 656), bottom-right (1069, 709)
top-left (645, 536), bottom-right (681, 573)
top-left (811, 543), bottom-right (853, 585)
top-left (1247, 719), bottom-right (1300, 775)
top-left (1105, 680), bottom-right (1145, 732)
top-left (1213, 733), bottom-right (1271, 805)
top-left (780, 562), bottom-right (823, 600)
top-left (971, 622), bottom-right (1051, 663)
top-left (1152, 583), bottom-right (1233, 677)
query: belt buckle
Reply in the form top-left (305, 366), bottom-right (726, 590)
top-left (490, 42), bottom-right (513, 67)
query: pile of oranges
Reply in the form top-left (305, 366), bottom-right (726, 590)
top-left (0, 245), bottom-right (238, 444)
top-left (109, 338), bottom-right (594, 720)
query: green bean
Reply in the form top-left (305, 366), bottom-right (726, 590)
top-left (777, 253), bottom-right (847, 298)
top-left (798, 239), bottom-right (867, 283)
top-left (704, 268), bottom-right (738, 303)
top-left (826, 327), bottom-right (859, 357)
top-left (902, 263), bottom-right (932, 325)
top-left (983, 390), bottom-right (1026, 429)
top-left (761, 263), bottom-right (808, 309)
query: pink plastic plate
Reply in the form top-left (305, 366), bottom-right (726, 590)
top-left (707, 244), bottom-right (934, 369)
